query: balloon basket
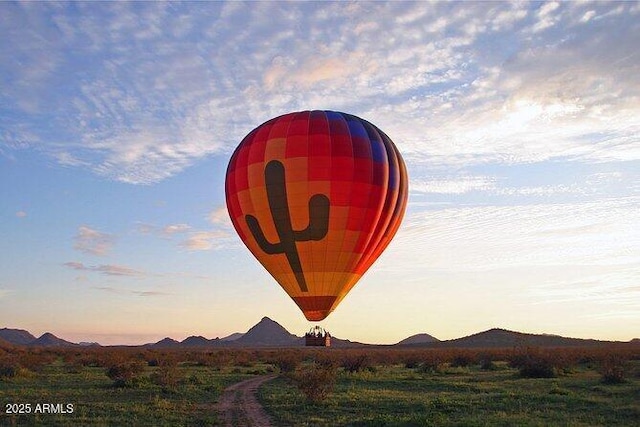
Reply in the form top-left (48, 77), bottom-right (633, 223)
top-left (304, 326), bottom-right (331, 347)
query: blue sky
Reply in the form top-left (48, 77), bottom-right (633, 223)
top-left (1, 1), bottom-right (638, 345)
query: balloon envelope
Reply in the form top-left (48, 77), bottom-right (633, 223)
top-left (225, 111), bottom-right (408, 321)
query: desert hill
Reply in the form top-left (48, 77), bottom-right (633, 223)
top-left (396, 333), bottom-right (440, 346)
top-left (220, 332), bottom-right (244, 342)
top-left (401, 328), bottom-right (621, 348)
top-left (0, 327), bottom-right (36, 345)
top-left (149, 337), bottom-right (181, 348)
top-left (233, 317), bottom-right (299, 346)
top-left (32, 332), bottom-right (77, 347)
top-left (0, 328), bottom-right (76, 347)
top-left (181, 335), bottom-right (219, 347)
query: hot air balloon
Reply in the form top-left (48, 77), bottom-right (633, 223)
top-left (225, 110), bottom-right (408, 321)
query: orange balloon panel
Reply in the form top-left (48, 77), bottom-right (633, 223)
top-left (225, 111), bottom-right (408, 321)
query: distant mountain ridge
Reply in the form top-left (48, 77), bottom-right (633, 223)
top-left (2, 322), bottom-right (638, 349)
top-left (0, 328), bottom-right (76, 347)
top-left (400, 328), bottom-right (624, 348)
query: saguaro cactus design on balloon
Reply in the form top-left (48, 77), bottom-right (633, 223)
top-left (245, 160), bottom-right (330, 292)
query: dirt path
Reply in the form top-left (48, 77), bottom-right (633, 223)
top-left (215, 374), bottom-right (277, 427)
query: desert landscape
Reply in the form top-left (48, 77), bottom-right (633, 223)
top-left (1, 317), bottom-right (639, 425)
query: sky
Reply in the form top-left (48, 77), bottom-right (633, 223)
top-left (1, 1), bottom-right (639, 346)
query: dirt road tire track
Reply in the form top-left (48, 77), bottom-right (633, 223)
top-left (215, 374), bottom-right (277, 427)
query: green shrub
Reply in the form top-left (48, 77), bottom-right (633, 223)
top-left (151, 359), bottom-right (183, 392)
top-left (272, 351), bottom-right (301, 373)
top-left (450, 352), bottom-right (473, 368)
top-left (290, 362), bottom-right (337, 403)
top-left (599, 355), bottom-right (627, 384)
top-left (404, 354), bottom-right (423, 369)
top-left (0, 358), bottom-right (19, 379)
top-left (341, 352), bottom-right (372, 373)
top-left (477, 353), bottom-right (497, 370)
top-left (106, 361), bottom-right (146, 387)
top-left (419, 353), bottom-right (443, 374)
top-left (510, 349), bottom-right (557, 378)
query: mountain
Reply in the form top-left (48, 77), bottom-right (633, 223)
top-left (78, 342), bottom-right (101, 347)
top-left (220, 332), bottom-right (244, 342)
top-left (452, 328), bottom-right (619, 348)
top-left (233, 317), bottom-right (300, 346)
top-left (399, 328), bottom-right (619, 348)
top-left (0, 328), bottom-right (37, 345)
top-left (31, 332), bottom-right (77, 347)
top-left (150, 337), bottom-right (181, 348)
top-left (444, 328), bottom-right (537, 348)
top-left (181, 336), bottom-right (219, 347)
top-left (396, 333), bottom-right (440, 346)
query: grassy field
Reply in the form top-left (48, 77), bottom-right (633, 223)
top-left (0, 348), bottom-right (273, 426)
top-left (1, 346), bottom-right (639, 426)
top-left (259, 362), bottom-right (640, 426)
top-left (0, 364), bottom-right (264, 426)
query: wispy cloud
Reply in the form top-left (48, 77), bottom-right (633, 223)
top-left (73, 226), bottom-right (115, 256)
top-left (162, 223), bottom-right (191, 235)
top-left (136, 217), bottom-right (234, 251)
top-left (93, 286), bottom-right (169, 297)
top-left (209, 206), bottom-right (231, 226)
top-left (131, 208), bottom-right (236, 255)
top-left (64, 261), bottom-right (144, 277)
top-left (526, 267), bottom-right (640, 314)
top-left (410, 171), bottom-right (627, 198)
top-left (180, 230), bottom-right (230, 251)
top-left (388, 196), bottom-right (639, 273)
top-left (136, 222), bottom-right (191, 236)
top-left (2, 2), bottom-right (638, 183)
top-left (411, 176), bottom-right (497, 195)
top-left (136, 223), bottom-right (156, 235)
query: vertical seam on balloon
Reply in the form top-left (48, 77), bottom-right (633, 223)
top-left (339, 113), bottom-right (363, 308)
top-left (324, 112), bottom-right (355, 313)
top-left (324, 111), bottom-right (338, 306)
top-left (318, 111), bottom-right (331, 307)
top-left (348, 115), bottom-right (376, 276)
top-left (364, 139), bottom-right (398, 266)
top-left (331, 111), bottom-right (356, 313)
top-left (305, 111), bottom-right (316, 309)
top-left (370, 141), bottom-right (408, 263)
top-left (356, 128), bottom-right (397, 274)
top-left (278, 113), bottom-right (298, 295)
top-left (286, 111), bottom-right (309, 296)
top-left (355, 121), bottom-right (391, 275)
